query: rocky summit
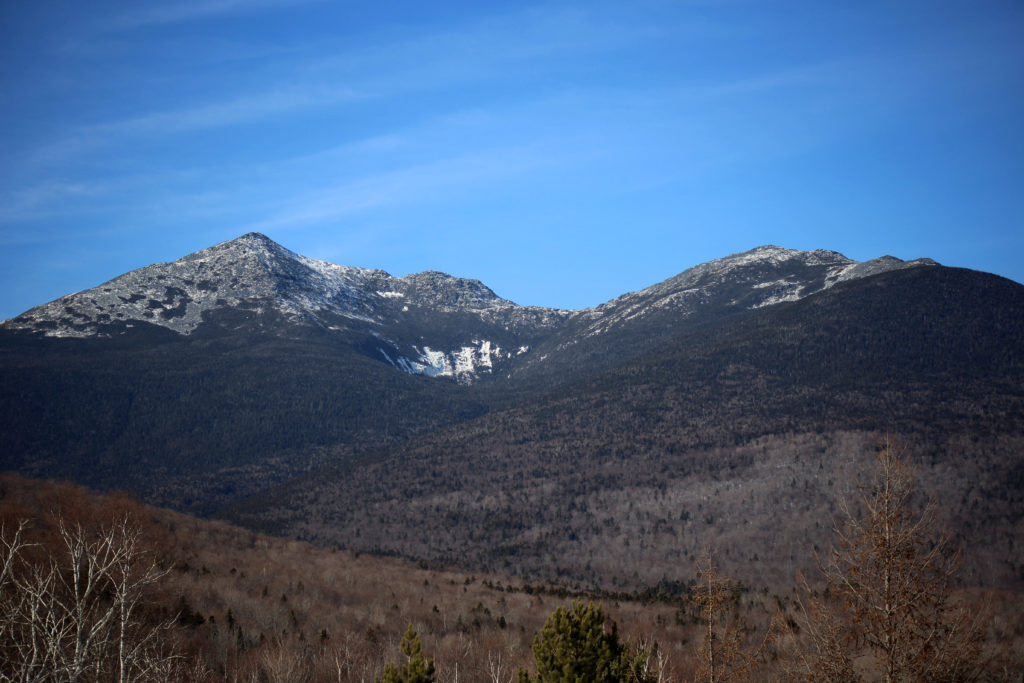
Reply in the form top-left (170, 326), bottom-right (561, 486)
top-left (2, 234), bottom-right (933, 384)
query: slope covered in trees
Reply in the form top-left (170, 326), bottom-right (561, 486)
top-left (2, 245), bottom-right (1023, 624)
top-left (0, 326), bottom-right (488, 513)
top-left (3, 443), bottom-right (1022, 681)
top-left (228, 267), bottom-right (1024, 591)
top-left (3, 252), bottom-right (1021, 521)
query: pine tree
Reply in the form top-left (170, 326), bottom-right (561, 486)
top-left (519, 600), bottom-right (656, 683)
top-left (376, 624), bottom-right (435, 683)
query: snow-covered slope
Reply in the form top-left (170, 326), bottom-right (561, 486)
top-left (496, 245), bottom-right (938, 384)
top-left (1, 233), bottom-right (569, 383)
top-left (569, 245), bottom-right (936, 338)
top-left (4, 233), bottom-right (394, 336)
top-left (1, 237), bottom-right (936, 384)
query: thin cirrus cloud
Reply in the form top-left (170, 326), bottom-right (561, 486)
top-left (40, 7), bottom-right (661, 146)
top-left (298, 6), bottom-right (668, 99)
top-left (24, 9), bottom-right (616, 168)
top-left (0, 181), bottom-right (110, 229)
top-left (26, 83), bottom-right (363, 169)
top-left (2, 53), bottom-right (905, 236)
top-left (90, 84), bottom-right (360, 137)
top-left (97, 0), bottom-right (322, 33)
top-left (243, 143), bottom-right (565, 234)
top-left (12, 6), bottom-right (662, 215)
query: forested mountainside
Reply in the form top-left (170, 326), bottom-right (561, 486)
top-left (0, 473), bottom-right (700, 681)
top-left (1, 234), bottom-right (1022, 593)
top-left (3, 458), bottom-right (1022, 681)
top-left (0, 327), bottom-right (489, 512)
top-left (227, 266), bottom-right (1024, 590)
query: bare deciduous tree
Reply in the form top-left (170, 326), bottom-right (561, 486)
top-left (780, 576), bottom-right (857, 683)
top-left (486, 650), bottom-right (514, 683)
top-left (0, 515), bottom-right (184, 682)
top-left (783, 439), bottom-right (990, 683)
top-left (690, 548), bottom-right (772, 683)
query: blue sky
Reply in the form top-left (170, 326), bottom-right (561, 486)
top-left (2, 1), bottom-right (1022, 319)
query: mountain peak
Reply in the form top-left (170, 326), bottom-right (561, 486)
top-left (0, 234), bottom-right (553, 356)
top-left (394, 270), bottom-right (507, 311)
top-left (575, 245), bottom-right (936, 345)
top-left (3, 232), bottom-right (382, 338)
top-left (186, 231), bottom-right (294, 263)
top-left (238, 231), bottom-right (275, 244)
top-left (2, 236), bottom-right (939, 358)
top-left (722, 245), bottom-right (851, 268)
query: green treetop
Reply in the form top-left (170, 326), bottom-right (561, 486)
top-left (376, 624), bottom-right (435, 683)
top-left (519, 600), bottom-right (656, 683)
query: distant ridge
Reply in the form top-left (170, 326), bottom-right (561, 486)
top-left (3, 235), bottom-right (934, 384)
top-left (2, 233), bottom-right (1020, 591)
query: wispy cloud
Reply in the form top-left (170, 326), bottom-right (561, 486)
top-left (299, 6), bottom-right (671, 100)
top-left (27, 83), bottom-right (363, 169)
top-left (25, 5), bottom-right (665, 170)
top-left (96, 85), bottom-right (359, 137)
top-left (99, 0), bottom-right (320, 33)
top-left (0, 181), bottom-right (108, 228)
top-left (244, 143), bottom-right (564, 233)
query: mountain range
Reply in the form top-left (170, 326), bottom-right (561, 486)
top-left (2, 233), bottom-right (1022, 590)
top-left (1, 233), bottom-right (934, 384)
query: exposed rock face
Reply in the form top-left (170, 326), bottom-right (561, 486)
top-left (1, 235), bottom-right (934, 383)
top-left (573, 245), bottom-right (935, 332)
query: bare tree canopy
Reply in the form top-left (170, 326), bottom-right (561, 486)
top-left (0, 516), bottom-right (184, 682)
top-left (782, 439), bottom-right (990, 683)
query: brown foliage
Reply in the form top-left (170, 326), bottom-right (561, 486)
top-left (231, 429), bottom-right (1024, 594)
top-left (1, 463), bottom-right (1020, 682)
top-left (690, 548), bottom-right (776, 683)
top-left (780, 439), bottom-right (1001, 682)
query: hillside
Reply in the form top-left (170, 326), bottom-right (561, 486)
top-left (3, 463), bottom-right (1022, 681)
top-left (0, 473), bottom-right (759, 681)
top-left (1, 235), bottom-right (1022, 594)
top-left (227, 266), bottom-right (1024, 590)
top-left (0, 328), bottom-right (489, 512)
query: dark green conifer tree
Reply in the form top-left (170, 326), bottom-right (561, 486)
top-left (376, 624), bottom-right (435, 683)
top-left (518, 600), bottom-right (656, 682)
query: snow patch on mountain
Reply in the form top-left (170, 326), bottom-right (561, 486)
top-left (1, 234), bottom-right (939, 385)
top-left (387, 340), bottom-right (503, 384)
top-left (750, 280), bottom-right (805, 307)
top-left (570, 245), bottom-right (936, 341)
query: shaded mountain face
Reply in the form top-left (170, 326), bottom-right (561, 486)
top-left (508, 245), bottom-right (936, 384)
top-left (225, 265), bottom-right (1024, 590)
top-left (2, 234), bottom-right (931, 385)
top-left (2, 234), bottom-right (1021, 590)
top-left (3, 233), bottom-right (568, 384)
